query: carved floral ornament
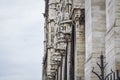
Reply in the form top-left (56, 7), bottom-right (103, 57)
top-left (47, 61), bottom-right (59, 79)
top-left (50, 62), bottom-right (58, 70)
top-left (56, 32), bottom-right (65, 40)
top-left (55, 43), bottom-right (66, 55)
top-left (47, 71), bottom-right (56, 79)
top-left (59, 26), bottom-right (66, 32)
top-left (52, 53), bottom-right (61, 63)
top-left (64, 12), bottom-right (70, 20)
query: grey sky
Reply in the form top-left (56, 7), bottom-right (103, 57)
top-left (0, 0), bottom-right (44, 80)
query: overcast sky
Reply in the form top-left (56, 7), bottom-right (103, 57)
top-left (0, 0), bottom-right (44, 80)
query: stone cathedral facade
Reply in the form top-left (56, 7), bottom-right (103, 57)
top-left (42, 0), bottom-right (120, 80)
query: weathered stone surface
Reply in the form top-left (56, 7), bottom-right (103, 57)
top-left (43, 0), bottom-right (120, 80)
top-left (106, 0), bottom-right (120, 74)
top-left (85, 0), bottom-right (106, 80)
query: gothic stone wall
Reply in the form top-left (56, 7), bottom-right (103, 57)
top-left (85, 0), bottom-right (106, 80)
top-left (106, 0), bottom-right (120, 73)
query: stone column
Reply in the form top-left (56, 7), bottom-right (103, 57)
top-left (59, 21), bottom-right (72, 80)
top-left (75, 23), bottom-right (85, 80)
top-left (58, 66), bottom-right (61, 80)
top-left (85, 0), bottom-right (106, 80)
top-left (73, 9), bottom-right (85, 80)
top-left (62, 56), bottom-right (65, 80)
top-left (106, 0), bottom-right (120, 73)
top-left (46, 0), bottom-right (57, 79)
top-left (67, 41), bottom-right (71, 80)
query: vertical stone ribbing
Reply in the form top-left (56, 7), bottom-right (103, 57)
top-left (62, 56), bottom-right (65, 80)
top-left (67, 42), bottom-right (71, 80)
